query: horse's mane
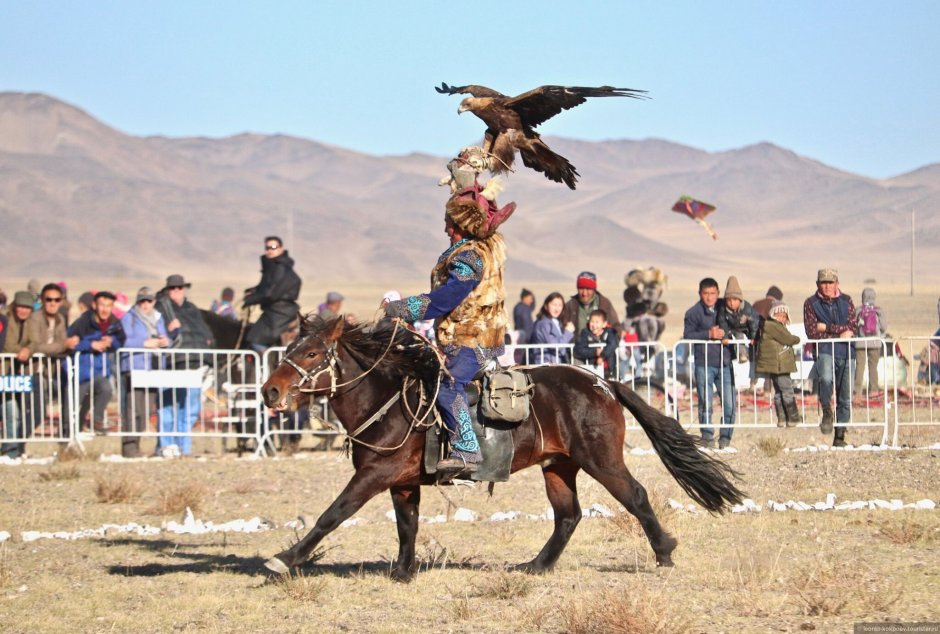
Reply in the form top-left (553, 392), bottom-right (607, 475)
top-left (297, 315), bottom-right (441, 382)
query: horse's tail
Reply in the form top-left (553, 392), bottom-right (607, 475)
top-left (611, 381), bottom-right (745, 513)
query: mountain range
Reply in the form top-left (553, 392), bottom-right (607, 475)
top-left (1, 91), bottom-right (937, 293)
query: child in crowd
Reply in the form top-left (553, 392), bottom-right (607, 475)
top-left (717, 275), bottom-right (760, 363)
top-left (756, 301), bottom-right (802, 426)
top-left (574, 309), bottom-right (619, 379)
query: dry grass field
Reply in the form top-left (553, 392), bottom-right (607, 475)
top-left (1, 426), bottom-right (939, 633)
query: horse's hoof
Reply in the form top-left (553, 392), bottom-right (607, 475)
top-left (389, 567), bottom-right (415, 583)
top-left (513, 561), bottom-right (550, 575)
top-left (264, 556), bottom-right (291, 575)
top-left (656, 556), bottom-right (675, 568)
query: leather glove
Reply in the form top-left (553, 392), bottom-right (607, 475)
top-left (384, 300), bottom-right (410, 320)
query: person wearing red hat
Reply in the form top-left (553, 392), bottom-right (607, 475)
top-left (560, 271), bottom-right (621, 340)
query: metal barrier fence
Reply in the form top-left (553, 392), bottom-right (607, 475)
top-left (664, 336), bottom-right (926, 445)
top-left (3, 334), bottom-right (938, 457)
top-left (1, 353), bottom-right (73, 455)
top-left (893, 335), bottom-right (940, 446)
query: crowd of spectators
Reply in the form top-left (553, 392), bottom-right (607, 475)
top-left (3, 263), bottom-right (939, 458)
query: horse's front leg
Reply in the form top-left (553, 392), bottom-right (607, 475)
top-left (389, 485), bottom-right (421, 582)
top-left (265, 469), bottom-right (387, 574)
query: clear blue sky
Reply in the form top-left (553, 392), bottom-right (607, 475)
top-left (2, 1), bottom-right (938, 179)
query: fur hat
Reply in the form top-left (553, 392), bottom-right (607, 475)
top-left (724, 276), bottom-right (743, 300)
top-left (445, 182), bottom-right (515, 238)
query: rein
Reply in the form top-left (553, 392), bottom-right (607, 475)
top-left (277, 318), bottom-right (443, 454)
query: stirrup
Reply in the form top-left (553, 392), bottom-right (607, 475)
top-left (437, 455), bottom-right (479, 474)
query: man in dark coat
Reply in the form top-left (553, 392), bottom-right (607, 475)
top-left (154, 274), bottom-right (214, 456)
top-left (244, 236), bottom-right (302, 352)
top-left (560, 271), bottom-right (622, 338)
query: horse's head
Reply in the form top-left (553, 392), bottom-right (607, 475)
top-left (263, 316), bottom-right (345, 411)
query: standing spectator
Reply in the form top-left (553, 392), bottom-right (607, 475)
top-left (27, 279), bottom-right (42, 311)
top-left (1, 291), bottom-right (37, 458)
top-left (512, 289), bottom-right (536, 343)
top-left (211, 287), bottom-right (237, 320)
top-left (26, 283), bottom-right (70, 434)
top-left (2, 291), bottom-right (35, 361)
top-left (560, 271), bottom-right (622, 338)
top-left (573, 309), bottom-right (619, 379)
top-left (119, 287), bottom-right (170, 458)
top-left (716, 276), bottom-right (760, 363)
top-left (319, 291), bottom-right (345, 321)
top-left (530, 292), bottom-right (573, 364)
top-left (54, 281), bottom-right (71, 325)
top-left (155, 274), bottom-right (214, 457)
top-left (683, 278), bottom-right (736, 449)
top-left (756, 301), bottom-right (802, 426)
top-left (752, 286), bottom-right (784, 320)
top-left (66, 291), bottom-right (126, 434)
top-left (244, 236), bottom-right (302, 352)
top-left (803, 268), bottom-right (856, 447)
top-left (854, 287), bottom-right (887, 396)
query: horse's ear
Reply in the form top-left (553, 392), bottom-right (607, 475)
top-left (328, 316), bottom-right (345, 341)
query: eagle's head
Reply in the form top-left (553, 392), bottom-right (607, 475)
top-left (457, 97), bottom-right (474, 114)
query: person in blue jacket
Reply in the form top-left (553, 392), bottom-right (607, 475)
top-left (119, 287), bottom-right (170, 457)
top-left (66, 291), bottom-right (125, 434)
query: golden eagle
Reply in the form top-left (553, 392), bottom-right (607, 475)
top-left (436, 82), bottom-right (648, 189)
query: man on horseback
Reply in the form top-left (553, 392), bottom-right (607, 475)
top-left (384, 179), bottom-right (514, 475)
top-left (244, 236), bottom-right (302, 353)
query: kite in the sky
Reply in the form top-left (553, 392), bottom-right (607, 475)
top-left (435, 82), bottom-right (648, 190)
top-left (671, 196), bottom-right (719, 240)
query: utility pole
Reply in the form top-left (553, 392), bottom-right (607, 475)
top-left (910, 208), bottom-right (915, 296)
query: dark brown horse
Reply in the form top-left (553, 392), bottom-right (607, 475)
top-left (261, 316), bottom-right (743, 581)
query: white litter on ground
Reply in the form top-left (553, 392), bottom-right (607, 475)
top-left (0, 531), bottom-right (11, 542)
top-left (452, 507), bottom-right (478, 522)
top-left (164, 507), bottom-right (271, 535)
top-left (583, 503), bottom-right (615, 518)
top-left (0, 456), bottom-right (55, 466)
top-left (489, 511), bottom-right (521, 522)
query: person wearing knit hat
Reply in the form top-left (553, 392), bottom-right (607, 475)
top-left (756, 299), bottom-right (802, 427)
top-left (560, 271), bottom-right (622, 340)
top-left (717, 276), bottom-right (759, 364)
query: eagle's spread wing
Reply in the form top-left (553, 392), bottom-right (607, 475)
top-left (435, 82), bottom-right (506, 98)
top-left (505, 85), bottom-right (648, 128)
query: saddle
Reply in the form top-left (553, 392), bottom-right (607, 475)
top-left (425, 368), bottom-right (534, 483)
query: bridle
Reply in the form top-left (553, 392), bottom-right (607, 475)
top-left (282, 334), bottom-right (341, 397)
top-left (276, 319), bottom-right (443, 454)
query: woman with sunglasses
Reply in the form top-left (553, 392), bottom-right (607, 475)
top-left (119, 287), bottom-right (170, 458)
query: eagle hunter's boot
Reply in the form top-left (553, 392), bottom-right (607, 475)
top-left (784, 401), bottom-right (802, 426)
